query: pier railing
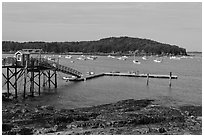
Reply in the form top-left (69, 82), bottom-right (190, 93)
top-left (36, 58), bottom-right (82, 78)
top-left (2, 57), bottom-right (82, 78)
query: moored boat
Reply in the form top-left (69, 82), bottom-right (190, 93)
top-left (65, 55), bottom-right (72, 59)
top-left (87, 56), bottom-right (97, 60)
top-left (133, 50), bottom-right (141, 64)
top-left (133, 60), bottom-right (141, 64)
top-left (107, 55), bottom-right (115, 58)
top-left (170, 56), bottom-right (180, 60)
top-left (154, 58), bottom-right (163, 63)
top-left (63, 76), bottom-right (77, 81)
top-left (77, 55), bottom-right (86, 60)
top-left (142, 56), bottom-right (148, 60)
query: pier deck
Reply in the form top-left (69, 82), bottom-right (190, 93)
top-left (69, 72), bottom-right (177, 82)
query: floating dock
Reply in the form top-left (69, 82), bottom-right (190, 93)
top-left (104, 72), bottom-right (177, 79)
top-left (69, 72), bottom-right (177, 82)
top-left (69, 73), bottom-right (105, 82)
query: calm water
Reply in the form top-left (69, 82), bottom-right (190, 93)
top-left (2, 54), bottom-right (202, 108)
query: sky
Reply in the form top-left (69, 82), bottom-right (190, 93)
top-left (2, 2), bottom-right (202, 51)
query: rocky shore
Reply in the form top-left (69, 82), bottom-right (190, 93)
top-left (2, 98), bottom-right (202, 135)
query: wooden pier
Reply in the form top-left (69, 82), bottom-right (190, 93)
top-left (2, 49), bottom-right (177, 100)
top-left (69, 72), bottom-right (177, 82)
top-left (2, 49), bottom-right (82, 99)
top-left (104, 72), bottom-right (177, 79)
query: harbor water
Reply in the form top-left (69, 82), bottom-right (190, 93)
top-left (2, 54), bottom-right (202, 109)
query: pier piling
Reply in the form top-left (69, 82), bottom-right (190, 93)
top-left (14, 67), bottom-right (17, 98)
top-left (146, 73), bottom-right (149, 86)
top-left (169, 72), bottom-right (172, 87)
top-left (6, 67), bottom-right (10, 98)
top-left (39, 71), bottom-right (41, 95)
top-left (23, 60), bottom-right (28, 99)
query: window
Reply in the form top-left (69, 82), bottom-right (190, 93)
top-left (17, 54), bottom-right (21, 61)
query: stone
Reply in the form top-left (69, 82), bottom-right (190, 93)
top-left (2, 123), bottom-right (14, 131)
top-left (158, 127), bottom-right (167, 133)
top-left (196, 116), bottom-right (202, 121)
top-left (18, 127), bottom-right (33, 135)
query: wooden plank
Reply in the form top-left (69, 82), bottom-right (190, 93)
top-left (69, 73), bottom-right (105, 82)
top-left (104, 72), bottom-right (177, 79)
top-left (70, 72), bottom-right (178, 82)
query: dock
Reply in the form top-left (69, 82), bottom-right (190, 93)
top-left (69, 73), bottom-right (105, 81)
top-left (2, 49), bottom-right (177, 99)
top-left (2, 49), bottom-right (82, 99)
top-left (69, 72), bottom-right (177, 82)
top-left (104, 72), bottom-right (177, 79)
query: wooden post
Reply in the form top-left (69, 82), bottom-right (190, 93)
top-left (169, 72), bottom-right (172, 87)
top-left (30, 71), bottom-right (34, 97)
top-left (146, 73), bottom-right (149, 86)
top-left (24, 60), bottom-right (28, 99)
top-left (43, 71), bottom-right (46, 87)
top-left (39, 71), bottom-right (41, 95)
top-left (14, 67), bottom-right (18, 98)
top-left (54, 70), bottom-right (57, 88)
top-left (29, 59), bottom-right (34, 97)
top-left (6, 67), bottom-right (10, 98)
top-left (48, 70), bottom-right (51, 88)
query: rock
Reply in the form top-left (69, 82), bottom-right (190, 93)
top-left (83, 130), bottom-right (91, 135)
top-left (2, 123), bottom-right (14, 131)
top-left (21, 108), bottom-right (29, 114)
top-left (15, 109), bottom-right (22, 114)
top-left (106, 121), bottom-right (111, 126)
top-left (67, 124), bottom-right (77, 129)
top-left (34, 108), bottom-right (40, 113)
top-left (54, 116), bottom-right (73, 124)
top-left (18, 127), bottom-right (33, 135)
top-left (66, 124), bottom-right (72, 129)
top-left (45, 106), bottom-right (54, 110)
top-left (196, 116), bottom-right (202, 121)
top-left (158, 127), bottom-right (166, 133)
top-left (135, 127), bottom-right (149, 134)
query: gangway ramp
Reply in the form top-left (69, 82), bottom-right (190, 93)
top-left (35, 58), bottom-right (82, 78)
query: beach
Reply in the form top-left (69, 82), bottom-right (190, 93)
top-left (2, 97), bottom-right (202, 135)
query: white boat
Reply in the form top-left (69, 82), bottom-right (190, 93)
top-left (133, 60), bottom-right (141, 64)
top-left (154, 58), bottom-right (163, 63)
top-left (87, 56), bottom-right (97, 60)
top-left (107, 55), bottom-right (115, 58)
top-left (142, 56), bottom-right (148, 60)
top-left (62, 76), bottom-right (77, 81)
top-left (47, 57), bottom-right (52, 60)
top-left (122, 56), bottom-right (128, 59)
top-left (133, 51), bottom-right (141, 64)
top-left (180, 56), bottom-right (187, 59)
top-left (117, 56), bottom-right (126, 60)
top-left (77, 57), bottom-right (86, 60)
top-left (58, 55), bottom-right (62, 58)
top-left (77, 55), bottom-right (86, 60)
top-left (86, 71), bottom-right (95, 75)
top-left (170, 56), bottom-right (180, 60)
top-left (65, 55), bottom-right (72, 59)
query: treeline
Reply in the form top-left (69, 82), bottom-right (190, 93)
top-left (2, 36), bottom-right (187, 55)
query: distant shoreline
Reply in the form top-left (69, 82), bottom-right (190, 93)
top-left (2, 52), bottom-right (200, 56)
